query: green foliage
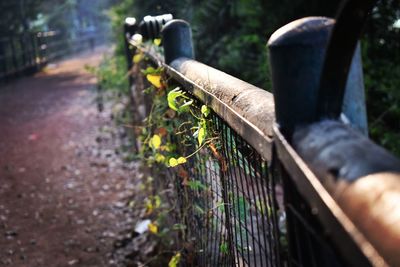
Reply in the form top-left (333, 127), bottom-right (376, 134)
top-left (167, 88), bottom-right (193, 113)
top-left (108, 0), bottom-right (400, 156)
top-left (187, 180), bottom-right (207, 191)
top-left (86, 53), bottom-right (129, 93)
top-left (135, 64), bottom-right (217, 170)
top-left (361, 0), bottom-right (400, 156)
top-left (220, 242), bottom-right (228, 255)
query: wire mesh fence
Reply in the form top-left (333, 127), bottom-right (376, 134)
top-left (143, 81), bottom-right (285, 266)
top-left (124, 11), bottom-right (398, 265)
top-left (281, 172), bottom-right (344, 267)
top-left (126, 40), bottom-right (356, 265)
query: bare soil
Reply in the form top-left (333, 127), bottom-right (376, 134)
top-left (0, 49), bottom-right (138, 267)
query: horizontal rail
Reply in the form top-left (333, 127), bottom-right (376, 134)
top-left (292, 120), bottom-right (400, 266)
top-left (274, 124), bottom-right (386, 266)
top-left (167, 58), bottom-right (275, 161)
top-left (125, 9), bottom-right (400, 265)
top-left (130, 41), bottom-right (275, 161)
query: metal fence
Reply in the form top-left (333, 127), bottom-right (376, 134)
top-left (123, 1), bottom-right (400, 266)
top-left (0, 30), bottom-right (103, 82)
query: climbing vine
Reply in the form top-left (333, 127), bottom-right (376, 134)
top-left (137, 62), bottom-right (216, 170)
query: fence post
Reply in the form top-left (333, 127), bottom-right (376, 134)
top-left (123, 17), bottom-right (138, 73)
top-left (268, 17), bottom-right (368, 137)
top-left (268, 17), bottom-right (339, 267)
top-left (0, 40), bottom-right (5, 82)
top-left (341, 44), bottom-right (368, 135)
top-left (268, 17), bottom-right (334, 137)
top-left (161, 20), bottom-right (194, 64)
top-left (139, 14), bottom-right (173, 41)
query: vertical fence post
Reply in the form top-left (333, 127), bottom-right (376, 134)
top-left (123, 17), bottom-right (138, 76)
top-left (123, 17), bottom-right (139, 152)
top-left (161, 20), bottom-right (194, 64)
top-left (268, 17), bottom-right (368, 137)
top-left (0, 40), bottom-right (5, 82)
top-left (268, 17), bottom-right (341, 267)
top-left (341, 44), bottom-right (368, 135)
top-left (10, 38), bottom-right (18, 77)
top-left (268, 17), bottom-right (334, 137)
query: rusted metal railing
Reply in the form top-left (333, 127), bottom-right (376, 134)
top-left (123, 0), bottom-right (400, 266)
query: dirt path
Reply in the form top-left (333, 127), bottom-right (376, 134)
top-left (0, 49), bottom-right (137, 267)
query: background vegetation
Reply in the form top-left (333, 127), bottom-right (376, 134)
top-left (108, 0), bottom-right (400, 156)
top-left (2, 0), bottom-right (399, 155)
top-left (0, 0), bottom-right (115, 40)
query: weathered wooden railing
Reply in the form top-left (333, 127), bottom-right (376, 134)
top-left (0, 30), bottom-right (103, 83)
top-left (123, 1), bottom-right (400, 266)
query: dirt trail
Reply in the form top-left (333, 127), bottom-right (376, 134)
top-left (0, 48), bottom-right (137, 267)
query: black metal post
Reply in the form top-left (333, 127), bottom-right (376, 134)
top-left (123, 17), bottom-right (140, 153)
top-left (317, 0), bottom-right (378, 122)
top-left (20, 35), bottom-right (27, 72)
top-left (161, 19), bottom-right (194, 65)
top-left (268, 17), bottom-right (334, 137)
top-left (139, 14), bottom-right (173, 41)
top-left (0, 40), bottom-right (5, 82)
top-left (268, 16), bottom-right (368, 137)
top-left (123, 17), bottom-right (138, 74)
top-left (32, 33), bottom-right (39, 71)
top-left (10, 38), bottom-right (19, 76)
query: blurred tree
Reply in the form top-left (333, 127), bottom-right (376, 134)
top-left (0, 0), bottom-right (43, 35)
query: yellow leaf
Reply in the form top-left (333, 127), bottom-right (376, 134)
top-left (154, 195), bottom-right (161, 208)
top-left (169, 157), bottom-right (178, 167)
top-left (148, 222), bottom-right (158, 234)
top-left (145, 200), bottom-right (153, 215)
top-left (149, 134), bottom-right (161, 150)
top-left (168, 252), bottom-right (181, 267)
top-left (177, 157), bottom-right (187, 164)
top-left (153, 38), bottom-right (161, 46)
top-left (133, 53), bottom-right (143, 63)
top-left (155, 153), bottom-right (165, 163)
top-left (146, 74), bottom-right (162, 88)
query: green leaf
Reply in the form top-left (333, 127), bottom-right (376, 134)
top-left (220, 242), bottom-right (228, 254)
top-left (178, 99), bottom-right (193, 113)
top-left (201, 105), bottom-right (210, 117)
top-left (168, 252), bottom-right (181, 267)
top-left (236, 196), bottom-right (247, 222)
top-left (141, 67), bottom-right (156, 75)
top-left (172, 224), bottom-right (187, 231)
top-left (149, 134), bottom-right (162, 150)
top-left (198, 127), bottom-right (206, 145)
top-left (167, 87), bottom-right (192, 113)
top-left (188, 180), bottom-right (207, 190)
top-left (167, 88), bottom-right (182, 111)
